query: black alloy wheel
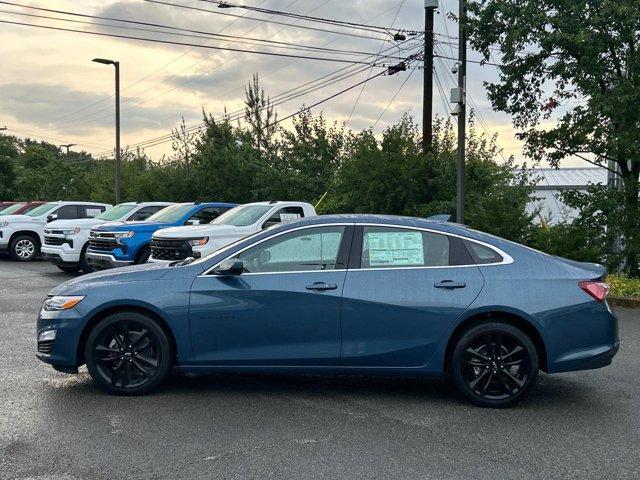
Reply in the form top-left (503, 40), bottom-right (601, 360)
top-left (85, 312), bottom-right (172, 395)
top-left (451, 322), bottom-right (539, 408)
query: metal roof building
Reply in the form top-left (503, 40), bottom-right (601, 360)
top-left (526, 168), bottom-right (608, 223)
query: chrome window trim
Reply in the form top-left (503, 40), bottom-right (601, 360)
top-left (199, 222), bottom-right (513, 277)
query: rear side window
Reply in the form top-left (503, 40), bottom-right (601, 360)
top-left (464, 240), bottom-right (504, 264)
top-left (361, 227), bottom-right (450, 268)
top-left (82, 205), bottom-right (107, 218)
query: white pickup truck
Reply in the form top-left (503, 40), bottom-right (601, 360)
top-left (149, 201), bottom-right (317, 263)
top-left (41, 202), bottom-right (173, 273)
top-left (0, 201), bottom-right (111, 262)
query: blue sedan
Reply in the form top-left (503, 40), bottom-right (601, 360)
top-left (36, 215), bottom-right (619, 407)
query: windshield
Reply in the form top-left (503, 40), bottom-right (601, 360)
top-left (0, 203), bottom-right (25, 215)
top-left (145, 204), bottom-right (193, 223)
top-left (212, 204), bottom-right (271, 227)
top-left (96, 204), bottom-right (137, 221)
top-left (26, 202), bottom-right (57, 217)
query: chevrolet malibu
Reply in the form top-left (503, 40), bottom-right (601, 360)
top-left (36, 215), bottom-right (618, 407)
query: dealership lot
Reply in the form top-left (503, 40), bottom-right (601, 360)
top-left (1, 260), bottom-right (639, 480)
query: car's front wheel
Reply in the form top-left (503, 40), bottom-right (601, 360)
top-left (84, 312), bottom-right (172, 395)
top-left (450, 322), bottom-right (539, 408)
top-left (10, 235), bottom-right (38, 261)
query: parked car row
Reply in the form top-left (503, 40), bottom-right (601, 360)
top-left (0, 199), bottom-right (318, 273)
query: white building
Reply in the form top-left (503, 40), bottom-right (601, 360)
top-left (526, 168), bottom-right (608, 224)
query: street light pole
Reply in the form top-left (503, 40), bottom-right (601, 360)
top-left (92, 58), bottom-right (121, 204)
top-left (60, 143), bottom-right (76, 156)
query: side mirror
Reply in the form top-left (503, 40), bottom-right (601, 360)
top-left (47, 214), bottom-right (58, 223)
top-left (213, 258), bottom-right (244, 276)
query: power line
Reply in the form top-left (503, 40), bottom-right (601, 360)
top-left (144, 0), bottom-right (393, 41)
top-left (199, 0), bottom-right (421, 36)
top-left (346, 0), bottom-right (406, 127)
top-left (0, 19), bottom-right (396, 66)
top-left (371, 64), bottom-right (418, 129)
top-left (0, 2), bottom-right (387, 58)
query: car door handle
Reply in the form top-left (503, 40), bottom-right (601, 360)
top-left (434, 280), bottom-right (466, 290)
top-left (306, 282), bottom-right (338, 291)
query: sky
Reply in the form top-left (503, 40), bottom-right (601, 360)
top-left (0, 0), bottom-right (589, 166)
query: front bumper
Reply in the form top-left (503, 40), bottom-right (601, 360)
top-left (36, 309), bottom-right (84, 368)
top-left (148, 257), bottom-right (173, 265)
top-left (41, 244), bottom-right (81, 265)
top-left (85, 252), bottom-right (133, 270)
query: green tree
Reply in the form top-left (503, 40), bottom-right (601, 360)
top-left (0, 135), bottom-right (18, 200)
top-left (467, 0), bottom-right (640, 274)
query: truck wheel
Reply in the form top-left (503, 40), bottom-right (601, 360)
top-left (79, 244), bottom-right (94, 274)
top-left (10, 235), bottom-right (39, 262)
top-left (135, 246), bottom-right (151, 264)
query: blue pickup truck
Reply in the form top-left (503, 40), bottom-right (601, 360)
top-left (85, 202), bottom-right (237, 270)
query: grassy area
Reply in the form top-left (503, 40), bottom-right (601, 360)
top-left (607, 275), bottom-right (640, 300)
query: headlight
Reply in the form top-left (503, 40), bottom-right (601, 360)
top-left (114, 231), bottom-right (135, 240)
top-left (43, 295), bottom-right (85, 311)
top-left (187, 237), bottom-right (209, 246)
top-left (0, 221), bottom-right (8, 228)
top-left (62, 227), bottom-right (81, 236)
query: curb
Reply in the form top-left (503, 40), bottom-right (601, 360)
top-left (609, 297), bottom-right (640, 309)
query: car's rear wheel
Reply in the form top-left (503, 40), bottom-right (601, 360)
top-left (450, 322), bottom-right (539, 408)
top-left (84, 312), bottom-right (172, 395)
top-left (10, 235), bottom-right (38, 261)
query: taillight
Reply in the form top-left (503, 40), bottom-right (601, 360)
top-left (578, 281), bottom-right (610, 303)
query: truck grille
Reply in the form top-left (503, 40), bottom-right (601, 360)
top-left (88, 232), bottom-right (117, 251)
top-left (151, 238), bottom-right (193, 261)
top-left (44, 236), bottom-right (72, 247)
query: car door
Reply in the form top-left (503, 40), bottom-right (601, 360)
top-left (340, 225), bottom-right (485, 368)
top-left (189, 224), bottom-right (353, 366)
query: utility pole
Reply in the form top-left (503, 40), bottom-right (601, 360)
top-left (455, 0), bottom-right (467, 224)
top-left (92, 58), bottom-right (121, 204)
top-left (423, 1), bottom-right (438, 154)
top-left (60, 143), bottom-right (76, 156)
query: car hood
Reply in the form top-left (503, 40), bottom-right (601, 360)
top-left (92, 220), bottom-right (171, 232)
top-left (0, 214), bottom-right (41, 224)
top-left (48, 262), bottom-right (172, 295)
top-left (154, 224), bottom-right (246, 239)
top-left (46, 218), bottom-right (107, 230)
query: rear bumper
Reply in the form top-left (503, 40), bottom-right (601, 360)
top-left (85, 252), bottom-right (133, 270)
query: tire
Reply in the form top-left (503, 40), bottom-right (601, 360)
top-left (450, 322), bottom-right (539, 408)
top-left (84, 312), bottom-right (172, 395)
top-left (57, 265), bottom-right (80, 274)
top-left (135, 246), bottom-right (151, 264)
top-left (79, 244), bottom-right (94, 274)
top-left (9, 235), bottom-right (38, 262)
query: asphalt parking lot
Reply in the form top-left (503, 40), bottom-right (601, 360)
top-left (0, 259), bottom-right (639, 480)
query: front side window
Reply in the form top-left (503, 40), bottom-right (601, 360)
top-left (189, 207), bottom-right (224, 225)
top-left (212, 204), bottom-right (272, 227)
top-left (26, 202), bottom-right (57, 217)
top-left (55, 205), bottom-right (79, 220)
top-left (235, 226), bottom-right (345, 273)
top-left (262, 206), bottom-right (305, 228)
top-left (361, 226), bottom-right (450, 268)
top-left (128, 206), bottom-right (165, 221)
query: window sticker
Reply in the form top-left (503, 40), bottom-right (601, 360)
top-left (366, 231), bottom-right (424, 266)
top-left (86, 208), bottom-right (102, 217)
top-left (280, 213), bottom-right (301, 222)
